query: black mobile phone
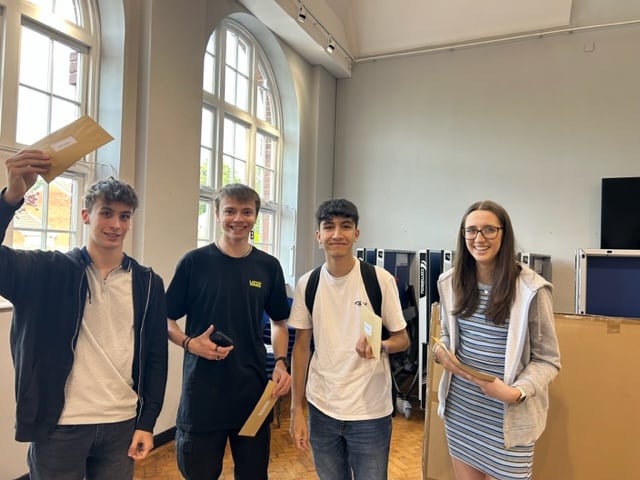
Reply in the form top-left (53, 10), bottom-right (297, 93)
top-left (210, 331), bottom-right (234, 347)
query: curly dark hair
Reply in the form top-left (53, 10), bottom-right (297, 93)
top-left (83, 177), bottom-right (138, 211)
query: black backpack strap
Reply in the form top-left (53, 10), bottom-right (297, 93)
top-left (359, 260), bottom-right (382, 316)
top-left (305, 266), bottom-right (323, 314)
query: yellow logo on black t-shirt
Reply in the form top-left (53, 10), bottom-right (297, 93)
top-left (249, 280), bottom-right (262, 288)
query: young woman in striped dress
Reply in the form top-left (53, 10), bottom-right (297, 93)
top-left (434, 200), bottom-right (561, 480)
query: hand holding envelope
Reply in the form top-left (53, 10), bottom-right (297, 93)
top-left (27, 115), bottom-right (113, 183)
top-left (432, 337), bottom-right (496, 382)
top-left (359, 307), bottom-right (382, 360)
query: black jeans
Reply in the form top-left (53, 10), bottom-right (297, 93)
top-left (176, 421), bottom-right (271, 480)
top-left (27, 418), bottom-right (136, 480)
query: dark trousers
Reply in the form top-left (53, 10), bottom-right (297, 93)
top-left (27, 418), bottom-right (136, 480)
top-left (175, 420), bottom-right (271, 480)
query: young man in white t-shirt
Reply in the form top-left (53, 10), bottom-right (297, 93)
top-left (288, 198), bottom-right (410, 480)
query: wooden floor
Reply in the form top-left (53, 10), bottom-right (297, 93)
top-left (134, 394), bottom-right (424, 480)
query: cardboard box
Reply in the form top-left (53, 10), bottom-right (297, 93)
top-left (423, 309), bottom-right (640, 479)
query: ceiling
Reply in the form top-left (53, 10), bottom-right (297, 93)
top-left (237, 0), bottom-right (574, 77)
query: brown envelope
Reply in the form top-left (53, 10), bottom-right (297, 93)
top-left (28, 115), bottom-right (113, 183)
top-left (238, 380), bottom-right (277, 437)
top-left (360, 306), bottom-right (382, 360)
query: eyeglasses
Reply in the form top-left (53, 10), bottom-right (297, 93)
top-left (462, 225), bottom-right (503, 240)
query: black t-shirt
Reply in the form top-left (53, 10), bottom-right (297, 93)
top-left (167, 244), bottom-right (290, 431)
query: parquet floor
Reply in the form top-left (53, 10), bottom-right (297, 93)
top-left (134, 394), bottom-right (424, 480)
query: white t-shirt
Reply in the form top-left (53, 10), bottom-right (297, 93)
top-left (288, 258), bottom-right (407, 421)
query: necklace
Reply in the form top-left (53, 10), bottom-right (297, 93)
top-left (215, 241), bottom-right (252, 258)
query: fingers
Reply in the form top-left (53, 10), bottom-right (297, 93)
top-left (127, 431), bottom-right (153, 460)
top-left (355, 335), bottom-right (374, 359)
top-left (4, 150), bottom-right (52, 205)
top-left (6, 149), bottom-right (51, 172)
top-left (289, 419), bottom-right (309, 451)
top-left (202, 324), bottom-right (214, 338)
top-left (271, 369), bottom-right (291, 397)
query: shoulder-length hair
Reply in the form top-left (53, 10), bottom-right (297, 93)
top-left (452, 200), bottom-right (520, 324)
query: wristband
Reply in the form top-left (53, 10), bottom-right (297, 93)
top-left (181, 336), bottom-right (191, 349)
top-left (274, 356), bottom-right (290, 370)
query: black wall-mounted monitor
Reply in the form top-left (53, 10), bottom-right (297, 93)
top-left (601, 177), bottom-right (640, 250)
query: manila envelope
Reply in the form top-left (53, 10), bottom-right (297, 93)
top-left (239, 380), bottom-right (278, 436)
top-left (360, 307), bottom-right (382, 360)
top-left (28, 115), bottom-right (113, 183)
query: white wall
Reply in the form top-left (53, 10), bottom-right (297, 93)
top-left (334, 18), bottom-right (640, 313)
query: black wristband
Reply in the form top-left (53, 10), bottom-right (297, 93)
top-left (274, 356), bottom-right (290, 370)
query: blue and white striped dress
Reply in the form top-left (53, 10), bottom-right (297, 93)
top-left (443, 285), bottom-right (534, 480)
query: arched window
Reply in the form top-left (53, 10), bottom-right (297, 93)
top-left (200, 20), bottom-right (283, 255)
top-left (0, 0), bottom-right (99, 251)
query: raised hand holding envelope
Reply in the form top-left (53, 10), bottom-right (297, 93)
top-left (28, 115), bottom-right (113, 183)
top-left (360, 306), bottom-right (382, 360)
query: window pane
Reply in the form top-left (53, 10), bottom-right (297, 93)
top-left (256, 63), bottom-right (274, 124)
top-left (46, 232), bottom-right (72, 251)
top-left (223, 117), bottom-right (248, 183)
top-left (200, 147), bottom-right (212, 187)
top-left (235, 74), bottom-right (249, 111)
top-left (222, 154), bottom-right (246, 185)
top-left (52, 43), bottom-right (82, 101)
top-left (253, 211), bottom-right (274, 255)
top-left (51, 97), bottom-right (80, 131)
top-left (29, 0), bottom-right (81, 25)
top-left (224, 67), bottom-right (236, 105)
top-left (226, 31), bottom-right (238, 69)
top-left (19, 28), bottom-right (50, 90)
top-left (224, 30), bottom-right (250, 111)
top-left (223, 118), bottom-right (247, 159)
top-left (203, 35), bottom-right (216, 94)
top-left (18, 26), bottom-right (83, 144)
top-left (47, 177), bottom-right (75, 230)
top-left (13, 180), bottom-right (46, 249)
top-left (236, 36), bottom-right (250, 76)
top-left (16, 87), bottom-right (49, 144)
top-left (255, 133), bottom-right (275, 202)
top-left (201, 108), bottom-right (213, 147)
top-left (198, 200), bottom-right (212, 247)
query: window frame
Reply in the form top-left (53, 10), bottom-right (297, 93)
top-left (0, 0), bottom-right (99, 253)
top-left (200, 19), bottom-right (284, 255)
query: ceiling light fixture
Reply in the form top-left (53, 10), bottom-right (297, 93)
top-left (326, 36), bottom-right (335, 54)
top-left (297, 5), bottom-right (306, 23)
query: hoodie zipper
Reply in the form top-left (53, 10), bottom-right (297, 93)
top-left (136, 270), bottom-right (153, 424)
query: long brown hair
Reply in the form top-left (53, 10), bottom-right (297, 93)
top-left (452, 200), bottom-right (520, 324)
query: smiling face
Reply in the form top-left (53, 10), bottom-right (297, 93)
top-left (215, 195), bottom-right (257, 244)
top-left (316, 215), bottom-right (360, 259)
top-left (463, 209), bottom-right (503, 269)
top-left (82, 200), bottom-right (133, 253)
